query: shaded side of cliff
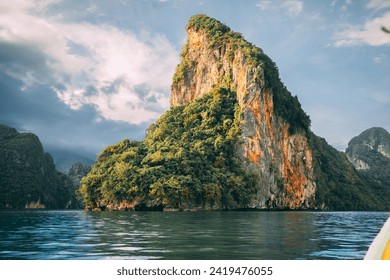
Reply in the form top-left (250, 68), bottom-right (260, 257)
top-left (0, 124), bottom-right (80, 209)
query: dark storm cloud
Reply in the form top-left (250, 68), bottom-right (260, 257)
top-left (0, 72), bottom-right (148, 160)
top-left (0, 42), bottom-right (53, 85)
top-left (0, 73), bottom-right (60, 127)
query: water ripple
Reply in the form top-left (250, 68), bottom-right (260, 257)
top-left (0, 210), bottom-right (389, 260)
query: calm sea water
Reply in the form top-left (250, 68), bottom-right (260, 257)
top-left (0, 210), bottom-right (388, 260)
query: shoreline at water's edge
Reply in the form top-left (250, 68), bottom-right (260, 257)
top-left (2, 208), bottom-right (389, 213)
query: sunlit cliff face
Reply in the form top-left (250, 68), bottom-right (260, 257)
top-left (170, 25), bottom-right (316, 209)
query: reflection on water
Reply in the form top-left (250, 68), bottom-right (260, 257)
top-left (0, 211), bottom-right (388, 260)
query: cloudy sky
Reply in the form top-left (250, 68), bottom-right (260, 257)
top-left (0, 0), bottom-right (389, 160)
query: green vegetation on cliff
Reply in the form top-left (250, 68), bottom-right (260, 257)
top-left (79, 87), bottom-right (258, 210)
top-left (0, 124), bottom-right (78, 209)
top-left (308, 132), bottom-right (387, 210)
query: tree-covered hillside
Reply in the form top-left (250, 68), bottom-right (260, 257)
top-left (0, 124), bottom-right (78, 209)
top-left (308, 132), bottom-right (388, 210)
top-left (79, 87), bottom-right (258, 210)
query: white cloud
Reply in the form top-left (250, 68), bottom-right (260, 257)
top-left (370, 91), bottom-right (390, 104)
top-left (256, 0), bottom-right (272, 10)
top-left (330, 0), bottom-right (337, 10)
top-left (373, 53), bottom-right (386, 63)
top-left (86, 3), bottom-right (100, 15)
top-left (334, 12), bottom-right (390, 46)
top-left (283, 0), bottom-right (304, 17)
top-left (256, 0), bottom-right (303, 16)
top-left (0, 1), bottom-right (178, 124)
top-left (367, 0), bottom-right (390, 10)
top-left (334, 0), bottom-right (390, 47)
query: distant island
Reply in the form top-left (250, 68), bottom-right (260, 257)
top-left (346, 127), bottom-right (390, 190)
top-left (0, 124), bottom-right (89, 209)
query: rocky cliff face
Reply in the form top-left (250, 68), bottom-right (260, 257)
top-left (171, 15), bottom-right (315, 209)
top-left (346, 127), bottom-right (390, 170)
top-left (0, 124), bottom-right (78, 209)
top-left (68, 162), bottom-right (91, 187)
